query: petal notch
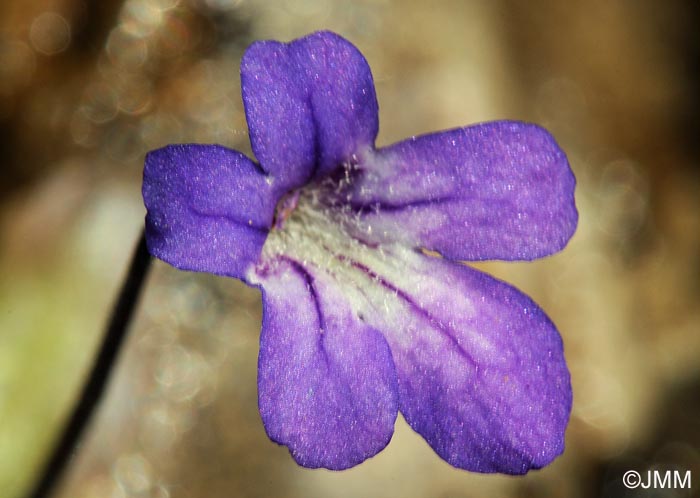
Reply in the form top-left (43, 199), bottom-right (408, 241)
top-left (241, 31), bottom-right (379, 190)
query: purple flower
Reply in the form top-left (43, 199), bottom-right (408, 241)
top-left (142, 31), bottom-right (577, 474)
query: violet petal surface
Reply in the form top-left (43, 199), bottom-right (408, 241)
top-left (241, 30), bottom-right (379, 190)
top-left (337, 246), bottom-right (572, 473)
top-left (255, 257), bottom-right (399, 470)
top-left (143, 144), bottom-right (277, 281)
top-left (343, 121), bottom-right (577, 261)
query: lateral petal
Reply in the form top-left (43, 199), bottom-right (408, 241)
top-left (143, 144), bottom-right (277, 281)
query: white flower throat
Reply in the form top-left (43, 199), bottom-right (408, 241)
top-left (248, 172), bottom-right (479, 358)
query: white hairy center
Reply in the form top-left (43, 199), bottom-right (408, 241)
top-left (248, 185), bottom-right (409, 324)
top-left (252, 185), bottom-right (476, 352)
top-left (261, 187), bottom-right (390, 285)
top-left (244, 179), bottom-right (490, 369)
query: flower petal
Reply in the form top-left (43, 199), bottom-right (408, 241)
top-left (143, 144), bottom-right (277, 280)
top-left (345, 121), bottom-right (577, 261)
top-left (241, 31), bottom-right (379, 190)
top-left (334, 246), bottom-right (571, 473)
top-left (252, 257), bottom-right (398, 470)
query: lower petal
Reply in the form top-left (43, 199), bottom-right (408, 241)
top-left (252, 257), bottom-right (398, 470)
top-left (334, 247), bottom-right (571, 473)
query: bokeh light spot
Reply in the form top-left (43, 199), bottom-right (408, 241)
top-left (29, 12), bottom-right (71, 55)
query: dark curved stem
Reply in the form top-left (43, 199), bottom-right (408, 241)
top-left (26, 230), bottom-right (152, 498)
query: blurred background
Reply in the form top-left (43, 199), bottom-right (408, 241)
top-left (1, 0), bottom-right (698, 497)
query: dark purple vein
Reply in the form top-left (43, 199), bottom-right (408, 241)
top-left (348, 194), bottom-right (459, 214)
top-left (336, 255), bottom-right (477, 367)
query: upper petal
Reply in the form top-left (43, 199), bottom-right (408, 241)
top-left (143, 144), bottom-right (277, 281)
top-left (251, 257), bottom-right (398, 470)
top-left (241, 31), bottom-right (379, 191)
top-left (343, 121), bottom-right (578, 261)
top-left (327, 245), bottom-right (571, 473)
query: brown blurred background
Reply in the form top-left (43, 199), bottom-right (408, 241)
top-left (1, 1), bottom-right (698, 497)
